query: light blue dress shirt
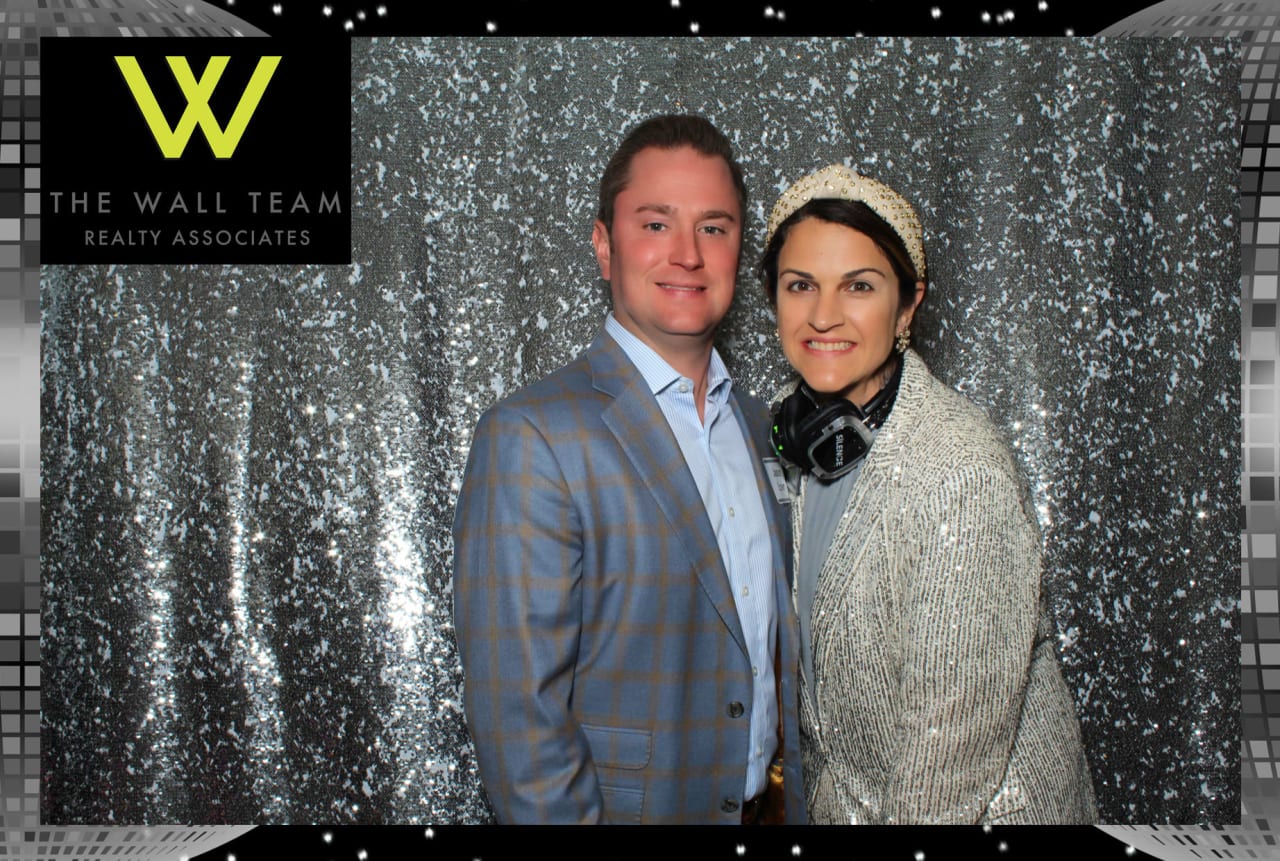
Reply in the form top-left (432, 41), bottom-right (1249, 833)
top-left (605, 314), bottom-right (778, 801)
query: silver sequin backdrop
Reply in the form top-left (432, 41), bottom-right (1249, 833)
top-left (41, 37), bottom-right (1239, 824)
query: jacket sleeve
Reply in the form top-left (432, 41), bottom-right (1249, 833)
top-left (452, 403), bottom-right (604, 823)
top-left (883, 461), bottom-right (1043, 824)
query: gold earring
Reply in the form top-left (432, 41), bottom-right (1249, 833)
top-left (895, 328), bottom-right (911, 352)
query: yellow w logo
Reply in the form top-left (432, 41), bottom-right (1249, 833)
top-left (115, 55), bottom-right (281, 159)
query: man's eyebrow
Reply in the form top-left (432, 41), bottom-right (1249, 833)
top-left (634, 202), bottom-right (675, 216)
top-left (632, 203), bottom-right (737, 222)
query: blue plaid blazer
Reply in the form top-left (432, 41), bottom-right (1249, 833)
top-left (452, 331), bottom-right (804, 824)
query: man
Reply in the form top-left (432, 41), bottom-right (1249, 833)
top-left (452, 115), bottom-right (803, 824)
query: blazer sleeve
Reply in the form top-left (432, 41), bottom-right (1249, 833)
top-left (452, 403), bottom-right (604, 823)
top-left (884, 461), bottom-right (1043, 824)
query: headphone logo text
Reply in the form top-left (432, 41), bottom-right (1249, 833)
top-left (115, 55), bottom-right (281, 159)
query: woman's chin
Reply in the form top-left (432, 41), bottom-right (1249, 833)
top-left (799, 378), bottom-right (854, 402)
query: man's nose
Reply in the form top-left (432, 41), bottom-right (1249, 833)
top-left (668, 226), bottom-right (704, 268)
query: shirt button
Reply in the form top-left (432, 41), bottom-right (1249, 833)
top-left (721, 797), bottom-right (740, 814)
top-left (678, 382), bottom-right (690, 393)
top-left (741, 585), bottom-right (749, 597)
top-left (727, 701), bottom-right (745, 718)
top-left (728, 506), bottom-right (735, 517)
top-left (752, 665), bottom-right (759, 677)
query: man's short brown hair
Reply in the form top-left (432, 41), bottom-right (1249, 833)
top-left (596, 114), bottom-right (748, 233)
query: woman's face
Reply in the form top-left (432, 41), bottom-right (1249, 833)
top-left (774, 217), bottom-right (923, 406)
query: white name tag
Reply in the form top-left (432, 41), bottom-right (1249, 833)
top-left (763, 458), bottom-right (791, 505)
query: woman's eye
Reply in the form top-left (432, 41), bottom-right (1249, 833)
top-left (784, 280), bottom-right (813, 292)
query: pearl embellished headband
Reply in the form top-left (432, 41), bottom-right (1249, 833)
top-left (765, 163), bottom-right (927, 279)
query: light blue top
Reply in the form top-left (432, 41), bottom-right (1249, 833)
top-left (606, 313), bottom-right (778, 800)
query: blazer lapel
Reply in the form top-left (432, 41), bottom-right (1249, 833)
top-left (818, 348), bottom-right (930, 586)
top-left (587, 333), bottom-right (748, 654)
top-left (728, 394), bottom-right (791, 591)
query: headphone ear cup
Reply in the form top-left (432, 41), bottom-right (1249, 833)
top-left (774, 388), bottom-right (871, 476)
top-left (774, 389), bottom-right (854, 470)
top-left (774, 364), bottom-right (901, 478)
top-left (798, 400), bottom-right (845, 440)
top-left (771, 389), bottom-right (810, 466)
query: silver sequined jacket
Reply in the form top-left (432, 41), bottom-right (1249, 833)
top-left (783, 349), bottom-right (1098, 824)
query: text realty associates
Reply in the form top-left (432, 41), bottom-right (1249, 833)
top-left (49, 188), bottom-right (342, 248)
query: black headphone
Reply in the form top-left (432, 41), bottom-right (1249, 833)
top-left (770, 357), bottom-right (903, 480)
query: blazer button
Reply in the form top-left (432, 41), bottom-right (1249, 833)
top-left (721, 797), bottom-right (740, 814)
top-left (727, 701), bottom-right (744, 718)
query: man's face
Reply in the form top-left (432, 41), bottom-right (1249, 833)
top-left (592, 145), bottom-right (741, 362)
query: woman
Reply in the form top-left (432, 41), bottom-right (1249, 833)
top-left (761, 164), bottom-right (1097, 825)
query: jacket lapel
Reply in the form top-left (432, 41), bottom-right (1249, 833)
top-left (728, 395), bottom-right (792, 591)
top-left (587, 333), bottom-right (748, 653)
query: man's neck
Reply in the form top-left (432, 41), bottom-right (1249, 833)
top-left (663, 342), bottom-right (713, 388)
top-left (607, 315), bottom-right (719, 423)
top-left (665, 343), bottom-right (714, 424)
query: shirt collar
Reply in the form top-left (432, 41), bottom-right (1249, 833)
top-left (604, 313), bottom-right (733, 401)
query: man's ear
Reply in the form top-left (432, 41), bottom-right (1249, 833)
top-left (591, 220), bottom-right (612, 281)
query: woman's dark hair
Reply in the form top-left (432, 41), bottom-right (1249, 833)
top-left (758, 198), bottom-right (923, 309)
